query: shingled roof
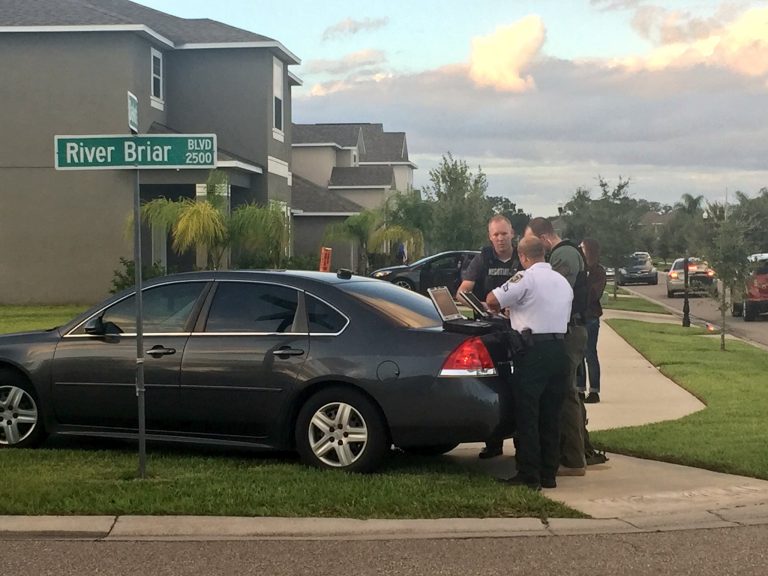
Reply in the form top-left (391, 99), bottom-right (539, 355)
top-left (329, 166), bottom-right (395, 188)
top-left (292, 175), bottom-right (363, 213)
top-left (1, 0), bottom-right (298, 61)
top-left (292, 124), bottom-right (363, 150)
top-left (292, 123), bottom-right (411, 163)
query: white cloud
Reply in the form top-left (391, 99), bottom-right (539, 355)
top-left (295, 9), bottom-right (768, 216)
top-left (304, 49), bottom-right (387, 75)
top-left (468, 15), bottom-right (545, 92)
top-left (322, 17), bottom-right (389, 41)
top-left (617, 6), bottom-right (768, 78)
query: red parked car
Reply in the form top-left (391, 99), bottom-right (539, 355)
top-left (732, 253), bottom-right (768, 321)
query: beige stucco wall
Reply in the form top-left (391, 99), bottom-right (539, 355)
top-left (291, 147), bottom-right (336, 187)
top-left (293, 216), bottom-right (356, 271)
top-left (332, 187), bottom-right (389, 210)
top-left (392, 165), bottom-right (414, 192)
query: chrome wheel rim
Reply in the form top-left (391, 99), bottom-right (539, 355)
top-left (0, 385), bottom-right (38, 445)
top-left (307, 401), bottom-right (368, 467)
top-left (394, 279), bottom-right (412, 290)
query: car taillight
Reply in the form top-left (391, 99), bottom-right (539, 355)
top-left (669, 271), bottom-right (679, 279)
top-left (707, 269), bottom-right (715, 277)
top-left (439, 337), bottom-right (497, 377)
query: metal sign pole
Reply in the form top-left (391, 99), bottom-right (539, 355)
top-left (134, 165), bottom-right (146, 478)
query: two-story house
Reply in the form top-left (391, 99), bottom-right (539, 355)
top-left (0, 0), bottom-right (300, 303)
top-left (291, 123), bottom-right (417, 270)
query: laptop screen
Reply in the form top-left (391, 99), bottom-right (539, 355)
top-left (458, 291), bottom-right (490, 318)
top-left (427, 286), bottom-right (463, 321)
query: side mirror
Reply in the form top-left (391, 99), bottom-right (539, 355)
top-left (84, 316), bottom-right (105, 335)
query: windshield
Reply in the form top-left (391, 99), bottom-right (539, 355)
top-left (339, 282), bottom-right (442, 328)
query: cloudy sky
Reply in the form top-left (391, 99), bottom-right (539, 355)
top-left (138, 0), bottom-right (768, 216)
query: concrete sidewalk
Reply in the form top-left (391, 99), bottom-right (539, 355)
top-left (2, 310), bottom-right (767, 540)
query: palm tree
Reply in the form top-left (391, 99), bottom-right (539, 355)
top-left (675, 193), bottom-right (705, 216)
top-left (324, 207), bottom-right (423, 275)
top-left (139, 170), bottom-right (287, 270)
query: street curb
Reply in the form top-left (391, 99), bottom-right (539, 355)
top-left (2, 505), bottom-right (768, 541)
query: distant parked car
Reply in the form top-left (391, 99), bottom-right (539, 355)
top-left (616, 253), bottom-right (658, 286)
top-left (370, 250), bottom-right (479, 294)
top-left (666, 257), bottom-right (716, 297)
top-left (732, 253), bottom-right (768, 321)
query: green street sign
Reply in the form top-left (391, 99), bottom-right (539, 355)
top-left (55, 134), bottom-right (217, 170)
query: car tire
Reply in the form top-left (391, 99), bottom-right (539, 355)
top-left (295, 387), bottom-right (389, 473)
top-left (393, 278), bottom-right (415, 291)
top-left (399, 443), bottom-right (460, 457)
top-left (0, 370), bottom-right (46, 449)
top-left (651, 276), bottom-right (658, 285)
top-left (666, 289), bottom-right (674, 298)
top-left (732, 302), bottom-right (743, 317)
top-left (744, 302), bottom-right (757, 322)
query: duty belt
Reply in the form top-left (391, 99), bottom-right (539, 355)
top-left (531, 333), bottom-right (565, 342)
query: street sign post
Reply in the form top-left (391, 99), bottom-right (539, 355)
top-left (55, 134), bottom-right (217, 170)
top-left (55, 131), bottom-right (216, 478)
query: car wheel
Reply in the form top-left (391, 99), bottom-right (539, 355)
top-left (296, 387), bottom-right (389, 473)
top-left (667, 289), bottom-right (674, 298)
top-left (399, 443), bottom-right (459, 456)
top-left (651, 276), bottom-right (658, 285)
top-left (744, 302), bottom-right (757, 322)
top-left (0, 370), bottom-right (46, 448)
top-left (393, 278), bottom-right (415, 291)
top-left (732, 302), bottom-right (743, 317)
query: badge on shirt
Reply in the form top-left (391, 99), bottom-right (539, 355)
top-left (510, 272), bottom-right (524, 283)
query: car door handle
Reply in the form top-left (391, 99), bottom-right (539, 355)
top-left (146, 345), bottom-right (176, 358)
top-left (274, 346), bottom-right (305, 358)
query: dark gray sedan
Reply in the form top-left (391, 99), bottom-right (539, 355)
top-left (370, 251), bottom-right (479, 294)
top-left (0, 270), bottom-right (513, 472)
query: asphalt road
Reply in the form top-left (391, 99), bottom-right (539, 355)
top-left (622, 281), bottom-right (768, 348)
top-left (6, 526), bottom-right (768, 575)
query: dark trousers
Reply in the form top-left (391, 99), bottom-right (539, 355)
top-left (510, 340), bottom-right (568, 483)
top-left (577, 318), bottom-right (601, 393)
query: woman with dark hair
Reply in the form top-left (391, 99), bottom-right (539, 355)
top-left (578, 238), bottom-right (607, 403)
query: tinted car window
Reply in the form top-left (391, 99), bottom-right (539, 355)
top-left (306, 295), bottom-right (347, 334)
top-left (429, 254), bottom-right (459, 270)
top-left (206, 282), bottom-right (298, 333)
top-left (340, 281), bottom-right (441, 328)
top-left (84, 281), bottom-right (205, 334)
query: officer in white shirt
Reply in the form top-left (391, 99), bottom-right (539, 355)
top-left (486, 236), bottom-right (573, 490)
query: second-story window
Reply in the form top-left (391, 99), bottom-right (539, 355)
top-left (273, 58), bottom-right (284, 141)
top-left (151, 48), bottom-right (164, 110)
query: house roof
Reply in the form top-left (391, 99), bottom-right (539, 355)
top-left (292, 123), bottom-right (412, 164)
top-left (0, 0), bottom-right (299, 63)
top-left (329, 166), bottom-right (395, 188)
top-left (640, 211), bottom-right (673, 226)
top-left (292, 124), bottom-right (362, 149)
top-left (292, 175), bottom-right (363, 213)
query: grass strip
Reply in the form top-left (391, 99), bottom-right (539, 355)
top-left (0, 442), bottom-right (580, 518)
top-left (595, 319), bottom-right (768, 479)
top-left (0, 305), bottom-right (89, 334)
top-left (601, 294), bottom-right (670, 315)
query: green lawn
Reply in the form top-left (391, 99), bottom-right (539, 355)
top-left (596, 319), bottom-right (768, 479)
top-left (601, 291), bottom-right (670, 315)
top-left (0, 443), bottom-right (579, 518)
top-left (0, 305), bottom-right (89, 334)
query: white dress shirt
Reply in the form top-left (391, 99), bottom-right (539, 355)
top-left (491, 262), bottom-right (573, 334)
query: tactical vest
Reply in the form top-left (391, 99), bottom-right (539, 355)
top-left (471, 246), bottom-right (521, 300)
top-left (549, 240), bottom-right (588, 320)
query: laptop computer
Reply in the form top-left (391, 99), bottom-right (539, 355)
top-left (427, 286), bottom-right (494, 334)
top-left (458, 290), bottom-right (491, 319)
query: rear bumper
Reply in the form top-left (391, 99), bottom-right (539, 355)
top-left (383, 376), bottom-right (514, 448)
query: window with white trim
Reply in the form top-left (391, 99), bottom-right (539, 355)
top-left (273, 58), bottom-right (284, 140)
top-left (151, 48), bottom-right (164, 110)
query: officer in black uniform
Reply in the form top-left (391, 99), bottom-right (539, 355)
top-left (486, 236), bottom-right (573, 490)
top-left (457, 214), bottom-right (520, 459)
